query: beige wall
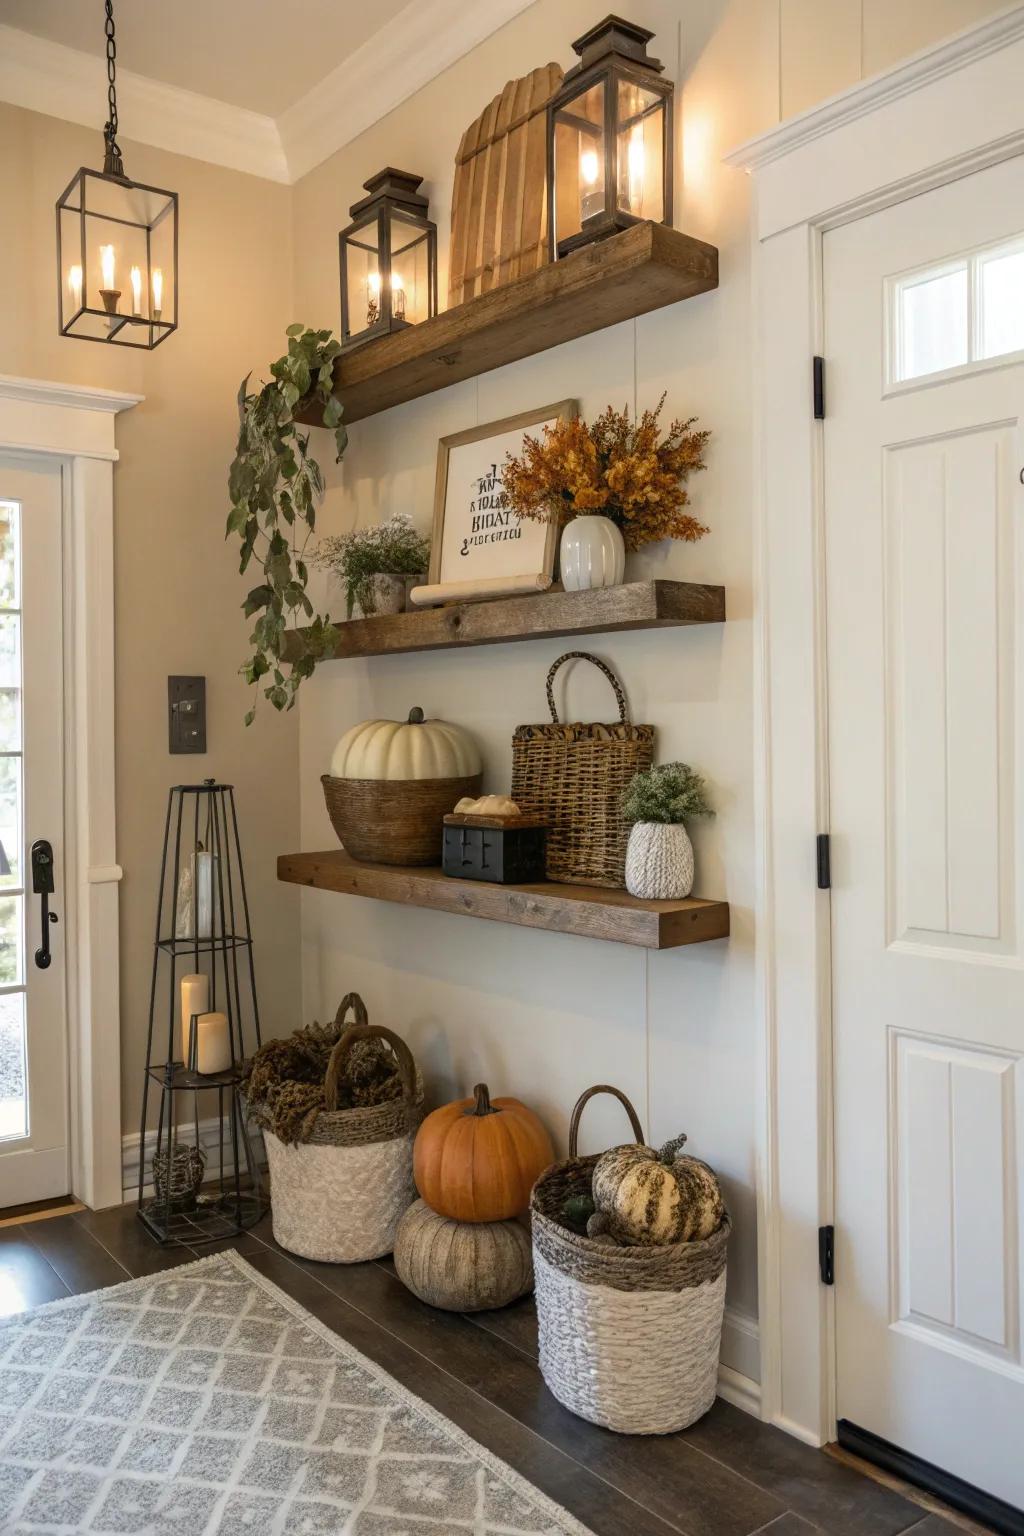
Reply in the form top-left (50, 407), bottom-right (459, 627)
top-left (0, 104), bottom-right (301, 1137)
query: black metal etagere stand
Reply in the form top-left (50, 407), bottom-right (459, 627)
top-left (138, 780), bottom-right (264, 1245)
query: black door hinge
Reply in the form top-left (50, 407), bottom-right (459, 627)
top-left (819, 1225), bottom-right (835, 1285)
top-left (813, 355), bottom-right (825, 419)
top-left (816, 833), bottom-right (831, 890)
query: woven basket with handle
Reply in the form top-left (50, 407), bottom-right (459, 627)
top-left (511, 652), bottom-right (654, 888)
top-left (530, 1084), bottom-right (730, 1435)
top-left (264, 994), bottom-right (424, 1263)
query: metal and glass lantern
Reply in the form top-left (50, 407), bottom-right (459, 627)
top-left (547, 16), bottom-right (673, 260)
top-left (339, 169), bottom-right (437, 348)
top-left (56, 0), bottom-right (177, 348)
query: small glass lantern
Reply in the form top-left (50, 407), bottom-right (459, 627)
top-left (339, 169), bottom-right (438, 349)
top-left (547, 16), bottom-right (673, 261)
top-left (57, 169), bottom-right (178, 348)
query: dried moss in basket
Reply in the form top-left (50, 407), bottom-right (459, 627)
top-left (243, 1014), bottom-right (401, 1145)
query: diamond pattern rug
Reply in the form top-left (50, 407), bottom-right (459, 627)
top-left (0, 1249), bottom-right (594, 1534)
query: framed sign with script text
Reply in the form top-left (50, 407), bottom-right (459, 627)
top-left (425, 401), bottom-right (576, 601)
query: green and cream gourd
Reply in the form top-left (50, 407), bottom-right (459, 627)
top-left (592, 1134), bottom-right (724, 1246)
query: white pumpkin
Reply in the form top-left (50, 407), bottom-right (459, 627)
top-left (331, 707), bottom-right (482, 781)
top-left (592, 1135), bottom-right (724, 1246)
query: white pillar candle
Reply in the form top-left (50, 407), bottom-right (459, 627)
top-left (180, 973), bottom-right (209, 1062)
top-left (195, 1012), bottom-right (231, 1075)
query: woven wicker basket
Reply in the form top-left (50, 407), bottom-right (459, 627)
top-left (530, 1085), bottom-right (730, 1435)
top-left (321, 772), bottom-right (483, 865)
top-left (511, 652), bottom-right (654, 888)
top-left (264, 995), bottom-right (424, 1263)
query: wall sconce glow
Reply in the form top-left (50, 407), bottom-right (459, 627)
top-left (56, 0), bottom-right (177, 347)
top-left (339, 168), bottom-right (437, 350)
top-left (547, 15), bottom-right (674, 260)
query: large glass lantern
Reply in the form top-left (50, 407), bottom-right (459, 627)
top-left (339, 169), bottom-right (437, 349)
top-left (55, 1), bottom-right (177, 348)
top-left (547, 17), bottom-right (673, 260)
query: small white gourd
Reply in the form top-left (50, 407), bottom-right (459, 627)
top-left (592, 1134), bottom-right (724, 1246)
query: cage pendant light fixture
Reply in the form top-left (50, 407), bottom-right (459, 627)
top-left (56, 0), bottom-right (178, 348)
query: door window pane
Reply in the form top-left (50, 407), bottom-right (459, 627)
top-left (979, 247), bottom-right (1024, 361)
top-left (0, 503), bottom-right (18, 609)
top-left (0, 616), bottom-right (21, 754)
top-left (0, 897), bottom-right (23, 987)
top-left (898, 267), bottom-right (968, 381)
top-left (0, 758), bottom-right (20, 889)
top-left (0, 992), bottom-right (26, 1140)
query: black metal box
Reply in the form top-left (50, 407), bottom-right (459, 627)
top-left (442, 815), bottom-right (547, 884)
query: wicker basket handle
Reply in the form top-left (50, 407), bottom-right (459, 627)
top-left (545, 651), bottom-right (629, 725)
top-left (568, 1083), bottom-right (645, 1156)
top-left (324, 1020), bottom-right (417, 1112)
top-left (333, 992), bottom-right (369, 1033)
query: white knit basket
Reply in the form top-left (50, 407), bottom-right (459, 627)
top-left (625, 822), bottom-right (694, 899)
top-left (264, 1128), bottom-right (417, 1263)
top-left (531, 1084), bottom-right (729, 1435)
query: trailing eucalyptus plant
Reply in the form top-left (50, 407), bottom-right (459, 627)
top-left (227, 325), bottom-right (348, 723)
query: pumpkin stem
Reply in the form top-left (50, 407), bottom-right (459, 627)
top-left (659, 1132), bottom-right (688, 1165)
top-left (468, 1083), bottom-right (497, 1117)
top-left (408, 706), bottom-right (424, 724)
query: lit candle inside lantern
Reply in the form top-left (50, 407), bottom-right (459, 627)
top-left (366, 271), bottom-right (381, 328)
top-left (392, 271), bottom-right (406, 322)
top-left (193, 1011), bottom-right (231, 1075)
top-left (627, 127), bottom-right (645, 212)
top-left (98, 244), bottom-right (120, 315)
top-left (151, 266), bottom-right (164, 321)
top-left (180, 973), bottom-right (209, 1063)
top-left (68, 264), bottom-right (83, 310)
top-left (580, 144), bottom-right (602, 222)
top-left (130, 265), bottom-right (142, 315)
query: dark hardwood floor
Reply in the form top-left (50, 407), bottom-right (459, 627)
top-left (0, 1204), bottom-right (976, 1536)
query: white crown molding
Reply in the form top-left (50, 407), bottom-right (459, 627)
top-left (0, 0), bottom-right (539, 185)
top-left (277, 0), bottom-right (540, 181)
top-left (0, 23), bottom-right (289, 183)
top-left (0, 374), bottom-right (143, 414)
top-left (725, 1), bottom-right (1024, 170)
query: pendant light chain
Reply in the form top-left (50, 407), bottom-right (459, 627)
top-left (102, 0), bottom-right (125, 177)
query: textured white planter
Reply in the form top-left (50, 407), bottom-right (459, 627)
top-left (625, 822), bottom-right (695, 899)
top-left (353, 573), bottom-right (415, 618)
top-left (560, 515), bottom-right (626, 591)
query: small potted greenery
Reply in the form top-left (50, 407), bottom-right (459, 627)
top-left (621, 762), bottom-right (714, 900)
top-left (312, 513), bottom-right (430, 618)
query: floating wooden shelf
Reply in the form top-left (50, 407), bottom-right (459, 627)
top-left (284, 579), bottom-right (724, 662)
top-left (278, 850), bottom-right (729, 950)
top-left (295, 222), bottom-right (718, 426)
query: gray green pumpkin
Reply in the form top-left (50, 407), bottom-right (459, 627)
top-left (393, 1199), bottom-right (534, 1312)
top-left (592, 1134), bottom-right (724, 1246)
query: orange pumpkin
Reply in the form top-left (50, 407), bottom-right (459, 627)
top-left (414, 1084), bottom-right (555, 1222)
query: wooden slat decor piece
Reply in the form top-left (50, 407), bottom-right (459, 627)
top-left (449, 63), bottom-right (563, 308)
top-left (278, 850), bottom-right (730, 950)
top-left (295, 223), bottom-right (719, 427)
top-left (283, 580), bottom-right (725, 662)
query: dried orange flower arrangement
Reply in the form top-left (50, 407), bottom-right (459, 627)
top-left (500, 396), bottom-right (710, 550)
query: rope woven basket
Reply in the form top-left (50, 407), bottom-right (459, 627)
top-left (321, 772), bottom-right (483, 865)
top-left (264, 995), bottom-right (424, 1262)
top-left (510, 652), bottom-right (654, 888)
top-left (530, 1084), bottom-right (730, 1435)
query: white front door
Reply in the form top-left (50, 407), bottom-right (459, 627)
top-left (824, 154), bottom-right (1024, 1511)
top-left (0, 459), bottom-right (67, 1207)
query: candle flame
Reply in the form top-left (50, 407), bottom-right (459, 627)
top-left (129, 266), bottom-right (142, 314)
top-left (100, 244), bottom-right (115, 290)
top-left (152, 267), bottom-right (164, 312)
top-left (580, 149), bottom-right (599, 186)
top-left (68, 264), bottom-right (82, 304)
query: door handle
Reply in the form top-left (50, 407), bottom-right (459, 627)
top-left (31, 839), bottom-right (59, 971)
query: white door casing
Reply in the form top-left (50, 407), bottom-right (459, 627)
top-left (0, 376), bottom-right (139, 1212)
top-left (823, 158), bottom-right (1024, 1506)
top-left (726, 4), bottom-right (1024, 1446)
top-left (0, 459), bottom-right (67, 1204)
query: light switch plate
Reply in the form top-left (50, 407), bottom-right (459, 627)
top-left (168, 675), bottom-right (206, 754)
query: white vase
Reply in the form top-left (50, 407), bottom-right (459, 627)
top-left (560, 516), bottom-right (626, 591)
top-left (625, 822), bottom-right (695, 900)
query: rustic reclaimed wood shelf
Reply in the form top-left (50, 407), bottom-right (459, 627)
top-left (294, 222), bottom-right (718, 426)
top-left (284, 579), bottom-right (724, 662)
top-left (278, 849), bottom-right (730, 950)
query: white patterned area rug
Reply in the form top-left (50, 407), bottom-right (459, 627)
top-left (0, 1249), bottom-right (595, 1535)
